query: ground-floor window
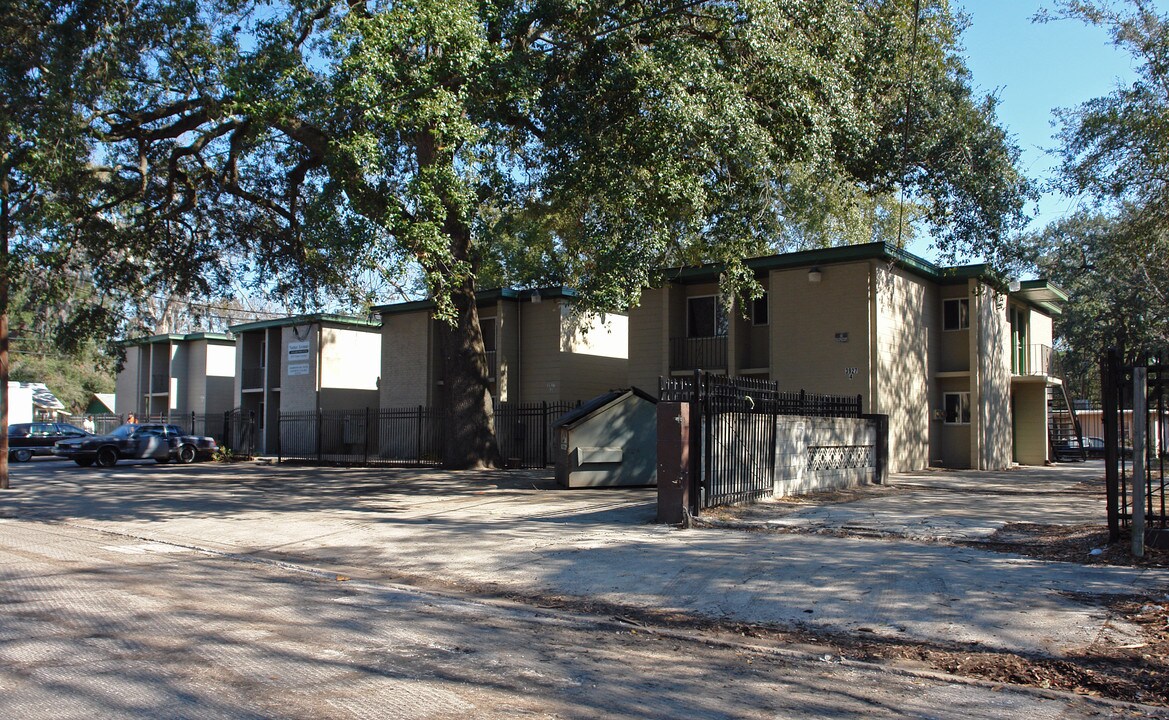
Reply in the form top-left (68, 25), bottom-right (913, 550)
top-left (944, 392), bottom-right (971, 424)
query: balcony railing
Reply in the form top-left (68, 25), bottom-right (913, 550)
top-left (150, 373), bottom-right (170, 393)
top-left (670, 335), bottom-right (728, 371)
top-left (1013, 343), bottom-right (1054, 377)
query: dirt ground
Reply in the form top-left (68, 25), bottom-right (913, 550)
top-left (666, 475), bottom-right (1169, 707)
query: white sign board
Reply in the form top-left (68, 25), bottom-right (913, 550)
top-left (287, 340), bottom-right (310, 361)
top-left (287, 363), bottom-right (310, 376)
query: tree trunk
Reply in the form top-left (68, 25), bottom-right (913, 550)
top-left (417, 133), bottom-right (501, 470)
top-left (1, 177), bottom-right (10, 490)
top-left (438, 273), bottom-right (501, 469)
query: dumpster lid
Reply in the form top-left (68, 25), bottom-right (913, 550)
top-left (554, 387), bottom-right (657, 430)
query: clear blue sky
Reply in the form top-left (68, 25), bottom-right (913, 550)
top-left (911, 1), bottom-right (1141, 261)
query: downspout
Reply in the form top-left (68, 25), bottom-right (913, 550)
top-left (316, 323), bottom-right (323, 412)
top-left (969, 280), bottom-right (982, 469)
top-left (868, 261), bottom-right (880, 416)
top-left (516, 298), bottom-right (522, 405)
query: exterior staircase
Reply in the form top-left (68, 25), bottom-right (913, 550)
top-left (1048, 384), bottom-right (1085, 462)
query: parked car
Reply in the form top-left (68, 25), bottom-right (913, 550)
top-left (52, 423), bottom-right (218, 467)
top-left (1084, 436), bottom-right (1105, 459)
top-left (1052, 437), bottom-right (1084, 462)
top-left (7, 422), bottom-right (92, 462)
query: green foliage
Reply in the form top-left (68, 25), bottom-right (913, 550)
top-left (1035, 1), bottom-right (1169, 368)
top-left (1022, 210), bottom-right (1169, 389)
top-left (87, 0), bottom-right (1029, 315)
top-left (212, 446), bottom-right (239, 463)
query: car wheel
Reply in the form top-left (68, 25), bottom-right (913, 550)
top-left (12, 448), bottom-right (32, 463)
top-left (95, 447), bottom-right (118, 468)
top-left (74, 457), bottom-right (94, 467)
top-left (177, 444), bottom-right (197, 464)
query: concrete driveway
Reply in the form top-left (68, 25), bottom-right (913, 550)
top-left (1, 458), bottom-right (1164, 660)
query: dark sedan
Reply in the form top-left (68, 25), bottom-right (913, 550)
top-left (8, 422), bottom-right (92, 462)
top-left (52, 423), bottom-right (218, 467)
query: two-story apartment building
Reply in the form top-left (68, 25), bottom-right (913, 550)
top-left (375, 287), bottom-right (628, 409)
top-left (115, 333), bottom-right (237, 419)
top-left (627, 242), bottom-right (1065, 473)
top-left (229, 314), bottom-right (382, 455)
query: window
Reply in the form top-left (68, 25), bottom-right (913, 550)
top-left (943, 298), bottom-right (969, 331)
top-left (751, 293), bottom-right (769, 326)
top-left (479, 316), bottom-right (497, 352)
top-left (944, 392), bottom-right (971, 424)
top-left (687, 296), bottom-right (729, 338)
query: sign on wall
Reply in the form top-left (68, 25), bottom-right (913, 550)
top-left (287, 340), bottom-right (310, 376)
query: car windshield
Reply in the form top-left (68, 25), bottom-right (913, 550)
top-left (110, 425), bottom-right (138, 439)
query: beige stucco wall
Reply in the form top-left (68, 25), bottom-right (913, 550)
top-left (183, 342), bottom-right (206, 416)
top-left (380, 311), bottom-right (432, 408)
top-left (628, 286), bottom-right (670, 395)
top-left (975, 283), bottom-right (1013, 469)
top-left (1013, 382), bottom-right (1049, 464)
top-left (115, 346), bottom-right (141, 415)
top-left (203, 342), bottom-right (237, 415)
top-left (873, 264), bottom-right (935, 473)
top-left (938, 376), bottom-right (972, 468)
top-left (280, 324), bottom-right (319, 413)
top-left (938, 285), bottom-right (970, 373)
top-left (320, 326), bottom-right (380, 391)
top-left (768, 262), bottom-right (871, 404)
top-left (517, 300), bottom-right (563, 402)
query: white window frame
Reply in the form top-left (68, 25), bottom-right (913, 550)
top-left (943, 392), bottom-right (971, 425)
top-left (943, 298), bottom-right (970, 331)
top-left (687, 295), bottom-right (729, 338)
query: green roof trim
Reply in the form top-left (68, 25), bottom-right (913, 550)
top-left (1012, 280), bottom-right (1068, 316)
top-left (228, 313), bottom-right (380, 333)
top-left (120, 332), bottom-right (234, 346)
top-left (662, 241), bottom-right (990, 285)
top-left (374, 286), bottom-right (579, 316)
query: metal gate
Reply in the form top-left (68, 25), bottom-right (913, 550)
top-left (1102, 350), bottom-right (1168, 549)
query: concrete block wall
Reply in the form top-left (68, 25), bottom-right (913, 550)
top-left (773, 416), bottom-right (877, 497)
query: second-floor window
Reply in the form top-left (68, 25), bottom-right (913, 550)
top-left (688, 296), bottom-right (729, 338)
top-left (943, 298), bottom-right (969, 331)
top-left (751, 293), bottom-right (769, 326)
top-left (479, 316), bottom-right (497, 351)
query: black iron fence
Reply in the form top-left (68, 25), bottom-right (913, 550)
top-left (661, 371), bottom-right (871, 511)
top-left (1103, 350), bottom-right (1168, 547)
top-left (276, 401), bottom-right (578, 468)
top-left (62, 413), bottom-right (123, 435)
top-left (660, 372), bottom-right (863, 418)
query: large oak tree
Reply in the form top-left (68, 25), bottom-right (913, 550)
top-left (6, 0), bottom-right (1030, 472)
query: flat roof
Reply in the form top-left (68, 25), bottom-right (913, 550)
top-left (121, 332), bottom-right (234, 346)
top-left (374, 287), bottom-right (579, 316)
top-left (229, 313), bottom-right (380, 333)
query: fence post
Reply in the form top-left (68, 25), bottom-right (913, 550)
top-left (316, 408), bottom-right (323, 463)
top-left (222, 411), bottom-right (230, 450)
top-left (364, 407), bottom-right (371, 464)
top-left (542, 401), bottom-right (549, 467)
top-left (1102, 349), bottom-right (1121, 543)
top-left (416, 405), bottom-right (424, 467)
top-left (856, 394), bottom-right (863, 417)
top-left (1133, 366), bottom-right (1147, 559)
